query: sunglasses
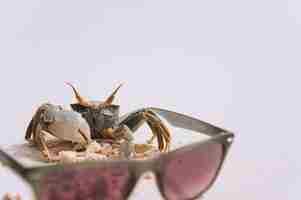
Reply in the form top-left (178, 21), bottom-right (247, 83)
top-left (0, 107), bottom-right (234, 200)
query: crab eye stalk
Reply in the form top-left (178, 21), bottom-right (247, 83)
top-left (101, 83), bottom-right (123, 107)
top-left (66, 82), bottom-right (91, 107)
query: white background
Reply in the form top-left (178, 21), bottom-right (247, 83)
top-left (0, 0), bottom-right (300, 199)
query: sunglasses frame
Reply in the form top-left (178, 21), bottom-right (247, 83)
top-left (0, 107), bottom-right (234, 200)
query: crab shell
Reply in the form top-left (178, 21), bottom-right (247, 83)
top-left (70, 103), bottom-right (120, 139)
top-left (43, 105), bottom-right (92, 145)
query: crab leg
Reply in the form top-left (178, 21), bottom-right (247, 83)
top-left (39, 131), bottom-right (51, 158)
top-left (119, 130), bottom-right (135, 159)
top-left (120, 109), bottom-right (171, 153)
top-left (142, 110), bottom-right (171, 152)
top-left (25, 104), bottom-right (49, 144)
top-left (108, 125), bottom-right (134, 158)
top-left (36, 130), bottom-right (59, 162)
top-left (25, 119), bottom-right (34, 140)
top-left (25, 108), bottom-right (44, 142)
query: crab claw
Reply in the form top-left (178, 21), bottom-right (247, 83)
top-left (46, 110), bottom-right (92, 145)
top-left (65, 82), bottom-right (91, 107)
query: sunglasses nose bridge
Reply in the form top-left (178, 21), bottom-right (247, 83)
top-left (133, 159), bottom-right (157, 176)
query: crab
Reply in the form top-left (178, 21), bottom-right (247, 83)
top-left (25, 83), bottom-right (171, 161)
top-left (25, 103), bottom-right (92, 161)
top-left (65, 83), bottom-right (171, 155)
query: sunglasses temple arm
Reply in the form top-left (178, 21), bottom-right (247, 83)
top-left (0, 149), bottom-right (27, 178)
top-left (149, 107), bottom-right (232, 136)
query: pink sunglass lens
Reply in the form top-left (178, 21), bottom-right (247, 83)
top-left (39, 166), bottom-right (130, 200)
top-left (161, 142), bottom-right (223, 200)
